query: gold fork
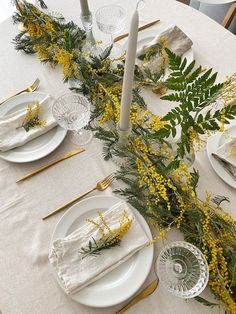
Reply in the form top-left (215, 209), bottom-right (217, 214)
top-left (42, 174), bottom-right (115, 220)
top-left (0, 78), bottom-right (40, 105)
top-left (113, 19), bottom-right (160, 43)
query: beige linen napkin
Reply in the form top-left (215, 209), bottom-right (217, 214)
top-left (137, 25), bottom-right (193, 74)
top-left (49, 201), bottom-right (150, 295)
top-left (212, 138), bottom-right (236, 180)
top-left (137, 24), bottom-right (193, 58)
top-left (0, 95), bottom-right (57, 152)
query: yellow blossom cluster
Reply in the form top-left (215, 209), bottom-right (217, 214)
top-left (149, 224), bottom-right (172, 244)
top-left (204, 235), bottom-right (235, 312)
top-left (132, 137), bottom-right (198, 227)
top-left (156, 35), bottom-right (169, 71)
top-left (150, 115), bottom-right (167, 131)
top-left (53, 48), bottom-right (77, 78)
top-left (198, 196), bottom-right (236, 313)
top-left (35, 44), bottom-right (49, 61)
top-left (24, 8), bottom-right (57, 39)
top-left (98, 84), bottom-right (151, 126)
top-left (20, 101), bottom-right (46, 131)
top-left (219, 108), bottom-right (226, 132)
top-left (100, 102), bottom-right (114, 125)
top-left (20, 7), bottom-right (78, 78)
top-left (222, 72), bottom-right (236, 105)
top-left (133, 137), bottom-right (176, 210)
top-left (188, 126), bottom-right (202, 151)
top-left (27, 19), bottom-right (43, 37)
top-left (45, 17), bottom-right (56, 36)
top-left (98, 85), bottom-right (122, 124)
top-left (135, 156), bottom-right (175, 208)
top-left (130, 105), bottom-right (151, 125)
top-left (171, 162), bottom-right (195, 197)
top-left (87, 210), bottom-right (133, 241)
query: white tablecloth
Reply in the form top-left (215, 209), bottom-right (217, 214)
top-left (0, 1), bottom-right (236, 313)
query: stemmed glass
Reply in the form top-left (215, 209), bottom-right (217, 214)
top-left (155, 241), bottom-right (209, 298)
top-left (52, 93), bottom-right (93, 146)
top-left (80, 11), bottom-right (102, 57)
top-left (95, 5), bottom-right (126, 57)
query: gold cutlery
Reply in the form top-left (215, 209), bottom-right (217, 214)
top-left (16, 148), bottom-right (85, 183)
top-left (113, 19), bottom-right (160, 43)
top-left (42, 174), bottom-right (115, 220)
top-left (0, 78), bottom-right (40, 105)
top-left (116, 278), bottom-right (159, 314)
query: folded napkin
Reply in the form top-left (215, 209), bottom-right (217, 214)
top-left (0, 95), bottom-right (57, 152)
top-left (137, 25), bottom-right (193, 74)
top-left (212, 138), bottom-right (236, 180)
top-left (137, 24), bottom-right (193, 58)
top-left (49, 201), bottom-right (150, 295)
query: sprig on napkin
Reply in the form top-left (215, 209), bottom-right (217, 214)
top-left (79, 210), bottom-right (133, 259)
top-left (17, 101), bottom-right (46, 132)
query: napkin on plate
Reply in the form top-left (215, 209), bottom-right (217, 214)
top-left (48, 201), bottom-right (150, 295)
top-left (137, 25), bottom-right (193, 73)
top-left (0, 95), bottom-right (57, 152)
top-left (212, 138), bottom-right (236, 180)
top-left (137, 24), bottom-right (193, 58)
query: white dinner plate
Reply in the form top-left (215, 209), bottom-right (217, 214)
top-left (207, 120), bottom-right (236, 189)
top-left (0, 92), bottom-right (67, 163)
top-left (123, 23), bottom-right (194, 66)
top-left (50, 195), bottom-right (154, 308)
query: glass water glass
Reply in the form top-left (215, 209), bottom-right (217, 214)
top-left (95, 5), bottom-right (126, 57)
top-left (80, 12), bottom-right (102, 57)
top-left (52, 93), bottom-right (93, 146)
top-left (155, 241), bottom-right (209, 298)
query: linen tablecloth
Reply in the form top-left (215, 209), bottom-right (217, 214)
top-left (0, 1), bottom-right (236, 313)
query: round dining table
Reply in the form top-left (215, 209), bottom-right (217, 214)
top-left (0, 0), bottom-right (236, 313)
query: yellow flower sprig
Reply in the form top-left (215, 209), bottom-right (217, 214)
top-left (221, 72), bottom-right (236, 105)
top-left (17, 101), bottom-right (46, 132)
top-left (79, 210), bottom-right (133, 259)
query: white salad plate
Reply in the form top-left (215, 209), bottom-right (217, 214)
top-left (207, 120), bottom-right (236, 189)
top-left (0, 92), bottom-right (67, 163)
top-left (50, 195), bottom-right (154, 308)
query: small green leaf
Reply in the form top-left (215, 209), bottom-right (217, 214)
top-left (183, 60), bottom-right (195, 77)
top-left (212, 195), bottom-right (230, 206)
top-left (197, 114), bottom-right (203, 123)
top-left (194, 296), bottom-right (218, 308)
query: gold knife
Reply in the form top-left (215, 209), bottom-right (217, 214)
top-left (16, 148), bottom-right (85, 183)
top-left (116, 278), bottom-right (159, 314)
top-left (113, 19), bottom-right (160, 43)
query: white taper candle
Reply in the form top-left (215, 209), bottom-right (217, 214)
top-left (119, 9), bottom-right (139, 130)
top-left (80, 0), bottom-right (90, 16)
